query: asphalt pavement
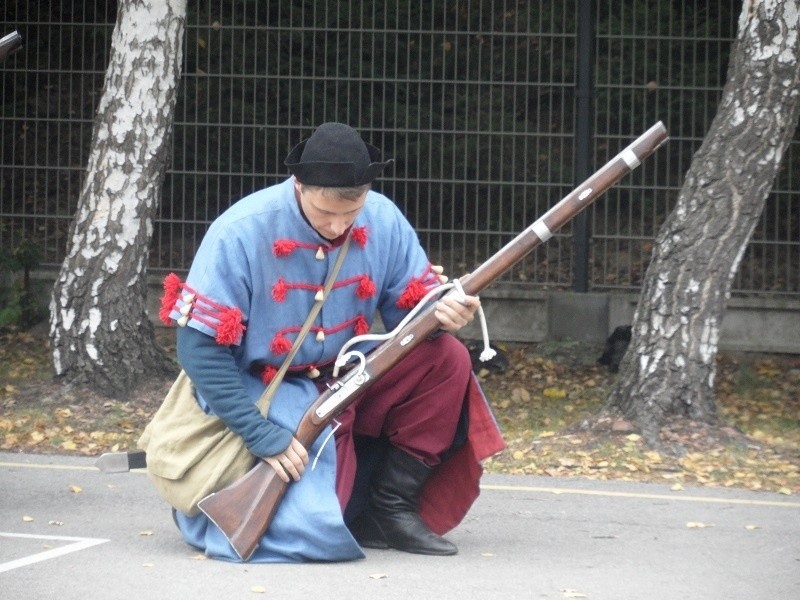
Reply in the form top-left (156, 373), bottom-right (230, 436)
top-left (1, 451), bottom-right (798, 600)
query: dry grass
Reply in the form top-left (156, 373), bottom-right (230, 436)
top-left (2, 328), bottom-right (798, 495)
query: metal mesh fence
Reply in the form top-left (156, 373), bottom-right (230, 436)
top-left (1, 0), bottom-right (798, 297)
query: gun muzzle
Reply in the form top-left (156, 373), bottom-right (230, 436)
top-left (0, 31), bottom-right (23, 63)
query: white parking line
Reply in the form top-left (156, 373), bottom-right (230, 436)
top-left (0, 532), bottom-right (109, 573)
top-left (0, 460), bottom-right (145, 473)
top-left (3, 458), bottom-right (798, 508)
top-left (0, 461), bottom-right (98, 472)
top-left (480, 483), bottom-right (800, 508)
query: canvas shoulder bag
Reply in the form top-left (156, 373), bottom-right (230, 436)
top-left (137, 236), bottom-right (352, 515)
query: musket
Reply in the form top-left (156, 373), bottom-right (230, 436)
top-left (0, 32), bottom-right (23, 63)
top-left (197, 122), bottom-right (670, 560)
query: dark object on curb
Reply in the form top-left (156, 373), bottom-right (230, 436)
top-left (598, 325), bottom-right (632, 373)
top-left (95, 450), bottom-right (147, 473)
top-left (0, 31), bottom-right (23, 63)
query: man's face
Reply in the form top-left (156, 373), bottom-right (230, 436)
top-left (294, 179), bottom-right (367, 240)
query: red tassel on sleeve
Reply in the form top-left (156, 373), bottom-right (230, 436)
top-left (215, 307), bottom-right (245, 345)
top-left (396, 279), bottom-right (428, 309)
top-left (159, 273), bottom-right (183, 325)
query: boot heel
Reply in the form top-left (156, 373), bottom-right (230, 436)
top-left (348, 512), bottom-right (389, 549)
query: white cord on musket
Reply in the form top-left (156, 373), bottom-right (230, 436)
top-left (311, 418), bottom-right (341, 471)
top-left (312, 350), bottom-right (367, 470)
top-left (315, 280), bottom-right (496, 469)
top-left (451, 279), bottom-right (496, 362)
top-left (332, 278), bottom-right (495, 379)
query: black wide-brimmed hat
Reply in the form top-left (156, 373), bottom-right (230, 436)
top-left (284, 122), bottom-right (393, 186)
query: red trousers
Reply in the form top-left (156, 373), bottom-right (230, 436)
top-left (333, 333), bottom-right (472, 508)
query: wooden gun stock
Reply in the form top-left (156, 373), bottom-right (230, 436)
top-left (198, 122), bottom-right (670, 561)
top-left (195, 462), bottom-right (286, 556)
top-left (196, 404), bottom-right (330, 560)
top-left (0, 31), bottom-right (23, 63)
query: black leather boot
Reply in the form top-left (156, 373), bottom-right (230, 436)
top-left (348, 446), bottom-right (458, 556)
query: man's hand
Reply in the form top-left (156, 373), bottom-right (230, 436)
top-left (263, 437), bottom-right (309, 483)
top-left (435, 292), bottom-right (480, 333)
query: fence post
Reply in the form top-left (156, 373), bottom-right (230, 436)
top-left (573, 0), bottom-right (594, 293)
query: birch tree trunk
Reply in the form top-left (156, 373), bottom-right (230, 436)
top-left (607, 0), bottom-right (800, 443)
top-left (49, 0), bottom-right (186, 396)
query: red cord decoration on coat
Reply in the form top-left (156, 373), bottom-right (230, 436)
top-left (274, 227), bottom-right (368, 258)
top-left (270, 314), bottom-right (370, 355)
top-left (272, 275), bottom-right (376, 302)
top-left (273, 239), bottom-right (327, 257)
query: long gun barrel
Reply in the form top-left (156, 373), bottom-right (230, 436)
top-left (197, 121), bottom-right (670, 560)
top-left (0, 32), bottom-right (23, 63)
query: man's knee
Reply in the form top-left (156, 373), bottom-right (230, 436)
top-left (425, 334), bottom-right (472, 379)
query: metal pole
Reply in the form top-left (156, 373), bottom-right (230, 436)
top-left (573, 0), bottom-right (594, 292)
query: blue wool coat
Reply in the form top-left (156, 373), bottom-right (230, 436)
top-left (164, 178), bottom-right (442, 562)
